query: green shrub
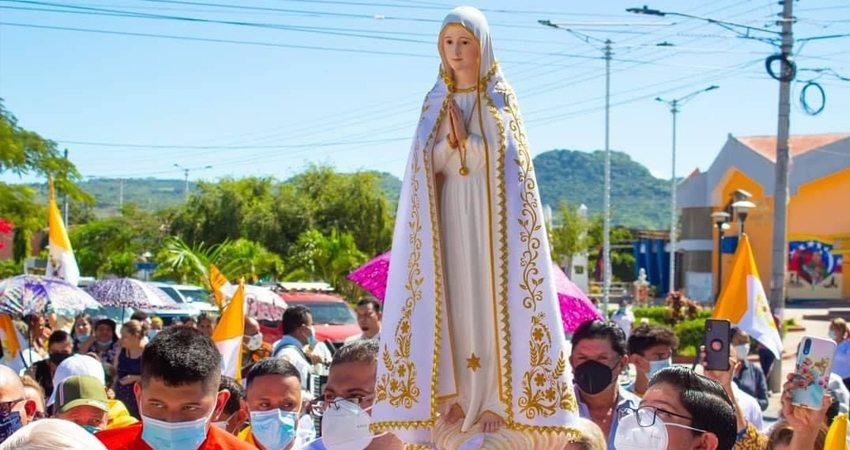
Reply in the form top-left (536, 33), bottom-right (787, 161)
top-left (633, 306), bottom-right (673, 325)
top-left (674, 318), bottom-right (707, 356)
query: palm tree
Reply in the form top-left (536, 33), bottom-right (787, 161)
top-left (285, 228), bottom-right (368, 300)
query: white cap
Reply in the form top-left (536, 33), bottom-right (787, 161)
top-left (47, 355), bottom-right (105, 407)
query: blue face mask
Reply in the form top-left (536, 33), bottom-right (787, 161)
top-left (76, 334), bottom-right (90, 343)
top-left (647, 357), bottom-right (672, 380)
top-left (141, 411), bottom-right (211, 450)
top-left (250, 409), bottom-right (298, 450)
top-left (96, 339), bottom-right (113, 347)
top-left (82, 425), bottom-right (101, 434)
top-left (307, 326), bottom-right (316, 347)
top-left (0, 411), bottom-right (23, 443)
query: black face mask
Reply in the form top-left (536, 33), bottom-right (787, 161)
top-left (49, 352), bottom-right (71, 366)
top-left (0, 411), bottom-right (23, 443)
top-left (574, 360), bottom-right (619, 395)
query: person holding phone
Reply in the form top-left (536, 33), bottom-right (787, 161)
top-left (699, 346), bottom-right (767, 450)
top-left (730, 328), bottom-right (769, 411)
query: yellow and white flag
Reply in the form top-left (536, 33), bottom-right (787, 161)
top-left (209, 264), bottom-right (229, 308)
top-left (45, 177), bottom-right (79, 285)
top-left (713, 234), bottom-right (783, 358)
top-left (0, 314), bottom-right (30, 373)
top-left (212, 279), bottom-right (245, 382)
top-left (824, 413), bottom-right (847, 450)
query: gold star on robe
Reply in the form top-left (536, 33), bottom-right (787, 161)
top-left (466, 353), bottom-right (481, 372)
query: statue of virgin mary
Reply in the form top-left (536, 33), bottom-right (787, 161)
top-left (371, 7), bottom-right (580, 450)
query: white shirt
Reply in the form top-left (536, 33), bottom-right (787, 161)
top-left (344, 330), bottom-right (380, 345)
top-left (733, 384), bottom-right (764, 432)
top-left (611, 309), bottom-right (636, 337)
top-left (833, 339), bottom-right (850, 379)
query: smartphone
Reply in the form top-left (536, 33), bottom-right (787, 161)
top-left (704, 319), bottom-right (731, 371)
top-left (791, 336), bottom-right (837, 409)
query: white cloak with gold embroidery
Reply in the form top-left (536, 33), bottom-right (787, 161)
top-left (371, 8), bottom-right (579, 447)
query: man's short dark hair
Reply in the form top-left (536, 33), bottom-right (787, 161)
top-left (245, 358), bottom-right (301, 389)
top-left (219, 375), bottom-right (244, 416)
top-left (48, 330), bottom-right (71, 347)
top-left (282, 305), bottom-right (312, 335)
top-left (130, 311), bottom-right (148, 322)
top-left (571, 320), bottom-right (628, 357)
top-left (650, 367), bottom-right (737, 450)
top-left (356, 298), bottom-right (382, 314)
top-left (628, 324), bottom-right (680, 356)
top-left (331, 339), bottom-right (379, 369)
top-left (140, 326), bottom-right (221, 392)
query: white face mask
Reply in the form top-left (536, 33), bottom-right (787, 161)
top-left (734, 344), bottom-right (749, 361)
top-left (828, 330), bottom-right (838, 341)
top-left (615, 409), bottom-right (707, 450)
top-left (245, 333), bottom-right (264, 351)
top-left (320, 398), bottom-right (381, 450)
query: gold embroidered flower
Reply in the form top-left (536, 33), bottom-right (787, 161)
top-left (545, 388), bottom-right (556, 402)
top-left (533, 327), bottom-right (544, 342)
top-left (535, 372), bottom-right (546, 387)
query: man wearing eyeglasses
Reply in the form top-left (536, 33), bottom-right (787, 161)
top-left (0, 365), bottom-right (37, 443)
top-left (304, 340), bottom-right (403, 450)
top-left (617, 366), bottom-right (737, 450)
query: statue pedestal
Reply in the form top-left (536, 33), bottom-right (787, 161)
top-left (430, 418), bottom-right (574, 450)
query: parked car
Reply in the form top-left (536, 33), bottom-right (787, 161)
top-left (141, 282), bottom-right (217, 324)
top-left (259, 291), bottom-right (360, 352)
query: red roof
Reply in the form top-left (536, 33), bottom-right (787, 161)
top-left (736, 133), bottom-right (850, 161)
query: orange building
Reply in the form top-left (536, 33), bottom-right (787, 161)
top-left (677, 133), bottom-right (850, 302)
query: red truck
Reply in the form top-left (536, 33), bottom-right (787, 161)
top-left (260, 290), bottom-right (361, 352)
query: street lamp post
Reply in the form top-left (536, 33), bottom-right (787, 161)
top-left (710, 211), bottom-right (731, 301)
top-left (656, 85), bottom-right (719, 293)
top-left (732, 200), bottom-right (756, 234)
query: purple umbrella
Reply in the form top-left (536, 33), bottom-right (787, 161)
top-left (0, 275), bottom-right (100, 316)
top-left (85, 278), bottom-right (180, 309)
top-left (348, 251), bottom-right (602, 333)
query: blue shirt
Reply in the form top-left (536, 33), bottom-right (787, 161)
top-left (575, 385), bottom-right (640, 450)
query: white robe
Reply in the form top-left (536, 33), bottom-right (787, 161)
top-left (433, 91), bottom-right (503, 431)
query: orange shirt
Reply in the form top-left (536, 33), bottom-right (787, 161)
top-left (96, 422), bottom-right (258, 450)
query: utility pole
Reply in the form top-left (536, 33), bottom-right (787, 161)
top-left (669, 99), bottom-right (678, 294)
top-left (119, 178), bottom-right (124, 210)
top-left (173, 164), bottom-right (212, 202)
top-left (656, 85), bottom-right (719, 294)
top-left (768, 0), bottom-right (795, 392)
top-left (603, 39), bottom-right (612, 317)
top-left (63, 148), bottom-right (69, 226)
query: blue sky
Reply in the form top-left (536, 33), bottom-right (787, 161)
top-left (1, 0), bottom-right (848, 187)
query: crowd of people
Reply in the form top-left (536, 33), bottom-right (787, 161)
top-left (0, 300), bottom-right (847, 450)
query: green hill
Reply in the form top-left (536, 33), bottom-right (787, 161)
top-left (533, 149), bottom-right (670, 229)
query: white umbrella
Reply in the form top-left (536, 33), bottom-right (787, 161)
top-left (220, 284), bottom-right (287, 321)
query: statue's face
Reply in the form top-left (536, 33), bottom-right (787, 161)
top-left (441, 25), bottom-right (479, 76)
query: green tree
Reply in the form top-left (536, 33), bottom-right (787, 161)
top-left (218, 238), bottom-right (284, 282)
top-left (549, 200), bottom-right (591, 262)
top-left (1, 101), bottom-right (92, 260)
top-left (284, 228), bottom-right (368, 300)
top-left (167, 166), bottom-right (393, 260)
top-left (70, 205), bottom-right (167, 277)
top-left (153, 236), bottom-right (225, 287)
